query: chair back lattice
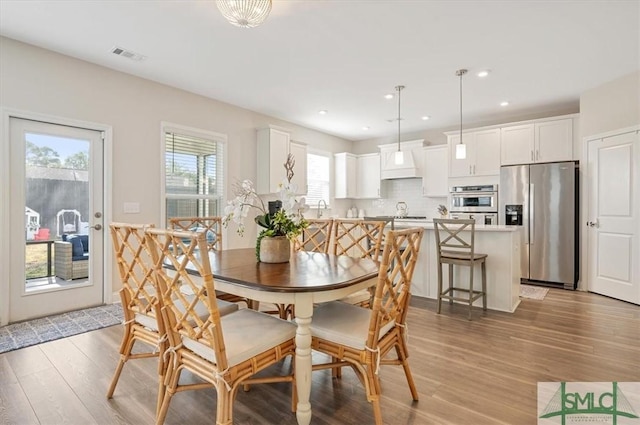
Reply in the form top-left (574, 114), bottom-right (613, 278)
top-left (367, 227), bottom-right (424, 349)
top-left (293, 218), bottom-right (333, 253)
top-left (145, 228), bottom-right (230, 371)
top-left (110, 223), bottom-right (159, 323)
top-left (168, 216), bottom-right (222, 251)
top-left (432, 218), bottom-right (476, 259)
top-left (332, 219), bottom-right (386, 260)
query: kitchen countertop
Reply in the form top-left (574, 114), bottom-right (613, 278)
top-left (393, 220), bottom-right (519, 232)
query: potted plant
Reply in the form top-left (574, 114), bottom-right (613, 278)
top-left (223, 155), bottom-right (308, 262)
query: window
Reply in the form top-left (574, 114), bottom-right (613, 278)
top-left (306, 151), bottom-right (330, 207)
top-left (163, 125), bottom-right (225, 225)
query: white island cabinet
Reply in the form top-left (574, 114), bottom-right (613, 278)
top-left (396, 222), bottom-right (521, 313)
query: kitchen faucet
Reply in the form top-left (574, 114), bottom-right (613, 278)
top-left (317, 199), bottom-right (328, 218)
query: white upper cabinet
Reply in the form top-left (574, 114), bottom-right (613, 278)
top-left (335, 152), bottom-right (381, 199)
top-left (356, 153), bottom-right (381, 199)
top-left (448, 129), bottom-right (501, 177)
top-left (334, 152), bottom-right (357, 199)
top-left (422, 145), bottom-right (448, 197)
top-left (256, 127), bottom-right (307, 195)
top-left (501, 118), bottom-right (573, 165)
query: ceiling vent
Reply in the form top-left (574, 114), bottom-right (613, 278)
top-left (110, 46), bottom-right (146, 61)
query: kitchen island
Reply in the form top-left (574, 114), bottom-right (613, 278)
top-left (394, 221), bottom-right (521, 313)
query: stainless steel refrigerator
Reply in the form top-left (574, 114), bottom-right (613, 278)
top-left (499, 161), bottom-right (578, 289)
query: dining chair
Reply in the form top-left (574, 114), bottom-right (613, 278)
top-left (260, 218), bottom-right (336, 319)
top-left (106, 223), bottom-right (238, 416)
top-left (332, 219), bottom-right (386, 308)
top-left (169, 216), bottom-right (253, 308)
top-left (433, 218), bottom-right (487, 320)
top-left (292, 218), bottom-right (334, 253)
top-left (310, 227), bottom-right (425, 425)
top-left (145, 228), bottom-right (297, 425)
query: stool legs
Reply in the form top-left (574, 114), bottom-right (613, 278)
top-left (436, 261), bottom-right (443, 314)
top-left (482, 260), bottom-right (487, 311)
top-left (468, 261), bottom-right (474, 321)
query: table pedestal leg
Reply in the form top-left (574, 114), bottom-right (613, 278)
top-left (294, 294), bottom-right (313, 425)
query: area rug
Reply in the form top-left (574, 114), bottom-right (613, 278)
top-left (0, 303), bottom-right (123, 354)
top-left (520, 284), bottom-right (549, 300)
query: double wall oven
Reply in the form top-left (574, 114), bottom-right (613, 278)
top-left (449, 184), bottom-right (498, 225)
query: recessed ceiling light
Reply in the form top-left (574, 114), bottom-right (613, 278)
top-left (477, 70), bottom-right (490, 78)
top-left (362, 126), bottom-right (370, 131)
top-left (384, 94), bottom-right (394, 99)
top-left (421, 116), bottom-right (430, 121)
top-left (318, 110), bottom-right (328, 115)
top-left (500, 101), bottom-right (510, 107)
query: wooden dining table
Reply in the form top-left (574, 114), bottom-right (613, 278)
top-left (189, 247), bottom-right (379, 425)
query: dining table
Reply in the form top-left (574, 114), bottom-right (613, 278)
top-left (188, 247), bottom-right (380, 425)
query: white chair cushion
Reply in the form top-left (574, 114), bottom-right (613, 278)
top-left (338, 289), bottom-right (371, 305)
top-left (181, 309), bottom-right (296, 367)
top-left (310, 301), bottom-right (395, 350)
top-left (134, 296), bottom-right (238, 331)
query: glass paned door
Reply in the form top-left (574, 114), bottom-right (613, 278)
top-left (9, 118), bottom-right (104, 322)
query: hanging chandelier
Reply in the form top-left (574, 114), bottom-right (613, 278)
top-left (216, 0), bottom-right (272, 28)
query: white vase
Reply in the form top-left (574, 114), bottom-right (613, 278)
top-left (259, 236), bottom-right (291, 263)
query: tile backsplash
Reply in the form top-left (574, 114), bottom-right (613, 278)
top-left (350, 178), bottom-right (447, 219)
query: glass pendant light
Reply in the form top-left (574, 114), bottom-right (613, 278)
top-left (394, 85), bottom-right (405, 165)
top-left (455, 69), bottom-right (467, 160)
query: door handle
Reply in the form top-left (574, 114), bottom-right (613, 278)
top-left (90, 224), bottom-right (103, 231)
top-left (586, 220), bottom-right (599, 228)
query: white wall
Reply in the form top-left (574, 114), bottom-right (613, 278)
top-left (0, 36), bottom-right (353, 294)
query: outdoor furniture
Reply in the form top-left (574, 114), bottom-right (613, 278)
top-left (147, 228), bottom-right (297, 425)
top-left (309, 227), bottom-right (425, 425)
top-left (54, 234), bottom-right (89, 280)
top-left (433, 218), bottom-right (488, 320)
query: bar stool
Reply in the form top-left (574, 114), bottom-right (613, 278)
top-left (433, 218), bottom-right (487, 320)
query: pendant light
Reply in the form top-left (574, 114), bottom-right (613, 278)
top-left (455, 69), bottom-right (468, 160)
top-left (394, 85), bottom-right (405, 165)
top-left (216, 0), bottom-right (272, 28)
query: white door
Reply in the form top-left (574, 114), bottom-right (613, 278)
top-left (587, 129), bottom-right (640, 304)
top-left (9, 118), bottom-right (105, 322)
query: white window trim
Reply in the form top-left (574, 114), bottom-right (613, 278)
top-left (160, 122), bottom-right (228, 227)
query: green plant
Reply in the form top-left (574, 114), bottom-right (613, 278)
top-left (223, 155), bottom-right (308, 260)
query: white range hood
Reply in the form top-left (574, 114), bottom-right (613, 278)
top-left (378, 139), bottom-right (424, 180)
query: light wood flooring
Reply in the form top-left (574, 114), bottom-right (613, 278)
top-left (1, 288), bottom-right (638, 424)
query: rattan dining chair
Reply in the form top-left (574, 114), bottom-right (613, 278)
top-left (169, 216), bottom-right (253, 308)
top-left (433, 218), bottom-right (488, 320)
top-left (332, 219), bottom-right (386, 308)
top-left (310, 227), bottom-right (424, 425)
top-left (146, 228), bottom-right (297, 425)
top-left (106, 223), bottom-right (238, 417)
top-left (292, 218), bottom-right (334, 253)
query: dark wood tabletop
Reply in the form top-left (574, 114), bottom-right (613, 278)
top-left (197, 248), bottom-right (379, 293)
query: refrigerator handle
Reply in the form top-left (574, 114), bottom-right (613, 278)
top-left (530, 183), bottom-right (534, 245)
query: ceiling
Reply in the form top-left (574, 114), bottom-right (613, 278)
top-left (1, 1), bottom-right (638, 141)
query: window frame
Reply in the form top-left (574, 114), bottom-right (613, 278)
top-left (160, 122), bottom-right (227, 227)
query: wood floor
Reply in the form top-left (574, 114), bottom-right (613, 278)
top-left (1, 289), bottom-right (638, 425)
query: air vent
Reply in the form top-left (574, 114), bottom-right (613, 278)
top-left (110, 46), bottom-right (146, 61)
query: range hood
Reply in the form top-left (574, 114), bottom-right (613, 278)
top-left (379, 139), bottom-right (424, 180)
top-left (380, 150), bottom-right (420, 179)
